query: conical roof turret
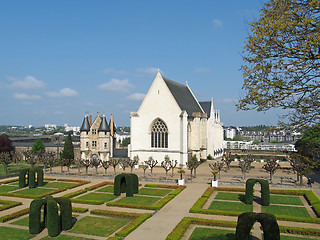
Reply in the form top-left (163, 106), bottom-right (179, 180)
top-left (80, 114), bottom-right (90, 132)
top-left (98, 115), bottom-right (110, 132)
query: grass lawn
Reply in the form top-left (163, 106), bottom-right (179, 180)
top-left (214, 192), bottom-right (245, 202)
top-left (114, 195), bottom-right (161, 206)
top-left (40, 235), bottom-right (95, 240)
top-left (189, 227), bottom-right (236, 240)
top-left (76, 193), bottom-right (117, 202)
top-left (209, 201), bottom-right (253, 213)
top-left (280, 235), bottom-right (319, 240)
top-left (7, 182), bottom-right (19, 186)
top-left (11, 213), bottom-right (78, 227)
top-left (262, 205), bottom-right (310, 218)
top-left (68, 216), bottom-right (130, 237)
top-left (96, 185), bottom-right (114, 193)
top-left (0, 226), bottom-right (35, 240)
top-left (13, 187), bottom-right (55, 196)
top-left (138, 188), bottom-right (171, 197)
top-left (43, 181), bottom-right (76, 189)
top-left (0, 185), bottom-right (19, 193)
top-left (270, 195), bottom-right (304, 206)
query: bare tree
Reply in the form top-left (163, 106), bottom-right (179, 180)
top-left (170, 160), bottom-right (178, 177)
top-left (209, 162), bottom-right (224, 179)
top-left (64, 158), bottom-right (74, 174)
top-left (161, 155), bottom-right (172, 176)
top-left (141, 164), bottom-right (148, 178)
top-left (74, 157), bottom-right (82, 174)
top-left (128, 156), bottom-right (138, 173)
top-left (288, 153), bottom-right (312, 185)
top-left (11, 150), bottom-right (23, 169)
top-left (23, 150), bottom-right (39, 167)
top-left (222, 152), bottom-right (233, 172)
top-left (145, 156), bottom-right (158, 176)
top-left (101, 161), bottom-right (110, 177)
top-left (91, 155), bottom-right (101, 175)
top-left (119, 158), bottom-right (129, 172)
top-left (187, 155), bottom-right (201, 178)
top-left (82, 159), bottom-right (91, 176)
top-left (110, 158), bottom-right (119, 174)
top-left (45, 151), bottom-right (57, 173)
top-left (262, 158), bottom-right (280, 183)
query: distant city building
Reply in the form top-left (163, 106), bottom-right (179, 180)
top-left (224, 126), bottom-right (241, 139)
top-left (80, 113), bottom-right (116, 161)
top-left (64, 124), bottom-right (80, 134)
top-left (116, 132), bottom-right (130, 144)
top-left (130, 72), bottom-right (224, 166)
top-left (223, 140), bottom-right (296, 152)
top-left (45, 124), bottom-right (57, 130)
top-left (239, 130), bottom-right (301, 143)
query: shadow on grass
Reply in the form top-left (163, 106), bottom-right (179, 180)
top-left (192, 233), bottom-right (236, 240)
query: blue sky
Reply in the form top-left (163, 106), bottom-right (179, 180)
top-left (0, 0), bottom-right (281, 127)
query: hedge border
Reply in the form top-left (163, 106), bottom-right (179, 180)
top-left (0, 178), bottom-right (19, 184)
top-left (279, 226), bottom-right (320, 236)
top-left (166, 217), bottom-right (237, 240)
top-left (85, 181), bottom-right (113, 191)
top-left (0, 200), bottom-right (22, 211)
top-left (0, 208), bottom-right (29, 223)
top-left (90, 209), bottom-right (152, 239)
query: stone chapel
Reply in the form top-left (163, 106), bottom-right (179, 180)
top-left (130, 72), bottom-right (223, 166)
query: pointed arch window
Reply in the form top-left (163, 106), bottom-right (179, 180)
top-left (151, 119), bottom-right (168, 148)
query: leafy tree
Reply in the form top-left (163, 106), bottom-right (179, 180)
top-left (295, 123), bottom-right (320, 164)
top-left (238, 0), bottom-right (320, 128)
top-left (0, 152), bottom-right (12, 174)
top-left (120, 137), bottom-right (130, 147)
top-left (61, 134), bottom-right (74, 160)
top-left (288, 153), bottom-right (313, 185)
top-left (0, 134), bottom-right (13, 152)
top-left (145, 157), bottom-right (158, 176)
top-left (31, 139), bottom-right (45, 153)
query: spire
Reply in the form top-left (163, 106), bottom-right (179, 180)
top-left (98, 115), bottom-right (110, 132)
top-left (80, 114), bottom-right (90, 132)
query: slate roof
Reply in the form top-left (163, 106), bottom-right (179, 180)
top-left (98, 115), bottom-right (110, 132)
top-left (163, 77), bottom-right (203, 116)
top-left (80, 115), bottom-right (90, 132)
top-left (199, 101), bottom-right (212, 118)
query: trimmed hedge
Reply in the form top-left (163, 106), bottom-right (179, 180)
top-left (235, 212), bottom-right (279, 240)
top-left (279, 226), bottom-right (320, 236)
top-left (0, 208), bottom-right (29, 223)
top-left (0, 188), bottom-right (66, 199)
top-left (245, 178), bottom-right (270, 206)
top-left (166, 217), bottom-right (237, 240)
top-left (0, 200), bottom-right (22, 211)
top-left (85, 181), bottom-right (113, 191)
top-left (71, 198), bottom-right (105, 205)
top-left (72, 207), bottom-right (88, 213)
top-left (19, 168), bottom-right (29, 188)
top-left (55, 197), bottom-right (72, 230)
top-left (0, 178), bottom-right (19, 184)
top-left (63, 189), bottom-right (87, 198)
top-left (46, 196), bottom-right (59, 237)
top-left (114, 173), bottom-right (138, 197)
top-left (90, 209), bottom-right (152, 239)
top-left (29, 198), bottom-right (47, 234)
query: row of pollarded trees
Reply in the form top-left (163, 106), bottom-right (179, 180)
top-left (210, 152), bottom-right (313, 185)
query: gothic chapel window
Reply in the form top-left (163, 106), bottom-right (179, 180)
top-left (151, 119), bottom-right (168, 148)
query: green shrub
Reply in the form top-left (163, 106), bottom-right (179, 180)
top-left (245, 179), bottom-right (270, 206)
top-left (55, 197), bottom-right (72, 230)
top-left (63, 189), bottom-right (87, 198)
top-left (19, 168), bottom-right (29, 188)
top-left (29, 198), bottom-right (46, 234)
top-left (0, 200), bottom-right (22, 211)
top-left (235, 212), bottom-right (279, 240)
top-left (29, 168), bottom-right (36, 189)
top-left (279, 226), bottom-right (320, 236)
top-left (72, 207), bottom-right (88, 213)
top-left (114, 173), bottom-right (138, 197)
top-left (0, 208), bottom-right (29, 223)
top-left (46, 196), bottom-right (59, 237)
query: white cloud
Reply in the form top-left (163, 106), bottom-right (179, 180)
top-left (126, 93), bottom-right (146, 101)
top-left (104, 68), bottom-right (127, 75)
top-left (8, 76), bottom-right (45, 90)
top-left (194, 67), bottom-right (212, 73)
top-left (212, 19), bottom-right (223, 28)
top-left (13, 93), bottom-right (42, 100)
top-left (47, 88), bottom-right (79, 97)
top-left (98, 79), bottom-right (134, 92)
top-left (136, 67), bottom-right (159, 75)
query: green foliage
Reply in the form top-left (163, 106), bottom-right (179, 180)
top-left (238, 0), bottom-right (320, 128)
top-left (19, 168), bottom-right (29, 188)
top-left (31, 139), bottom-right (45, 153)
top-left (279, 226), bottom-right (320, 237)
top-left (120, 137), bottom-right (130, 147)
top-left (235, 212), bottom-right (280, 240)
top-left (55, 197), bottom-right (72, 230)
top-left (114, 173), bottom-right (138, 197)
top-left (46, 196), bottom-right (59, 237)
top-left (29, 198), bottom-right (46, 234)
top-left (0, 208), bottom-right (29, 223)
top-left (245, 178), bottom-right (270, 206)
top-left (61, 134), bottom-right (74, 160)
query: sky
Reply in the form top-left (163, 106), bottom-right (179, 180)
top-left (0, 0), bottom-right (282, 128)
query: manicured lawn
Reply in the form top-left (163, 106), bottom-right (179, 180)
top-left (262, 205), bottom-right (310, 218)
top-left (280, 235), bottom-right (319, 240)
top-left (41, 235), bottom-right (95, 240)
top-left (76, 193), bottom-right (117, 202)
top-left (43, 181), bottom-right (76, 189)
top-left (7, 182), bottom-right (19, 186)
top-left (13, 187), bottom-right (55, 196)
top-left (114, 196), bottom-right (161, 206)
top-left (270, 195), bottom-right (304, 206)
top-left (138, 188), bottom-right (171, 197)
top-left (0, 185), bottom-right (19, 193)
top-left (11, 213), bottom-right (78, 227)
top-left (214, 192), bottom-right (245, 202)
top-left (68, 216), bottom-right (130, 237)
top-left (189, 227), bottom-right (236, 240)
top-left (209, 201), bottom-right (253, 213)
top-left (96, 185), bottom-right (114, 193)
top-left (0, 226), bottom-right (35, 239)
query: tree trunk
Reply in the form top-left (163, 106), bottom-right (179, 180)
top-left (194, 168), bottom-right (197, 178)
top-left (50, 166), bottom-right (52, 173)
top-left (95, 166), bottom-right (98, 175)
top-left (242, 171), bottom-right (246, 180)
top-left (270, 172), bottom-right (273, 183)
top-left (4, 164), bottom-right (8, 174)
top-left (105, 168), bottom-right (107, 177)
top-left (86, 167), bottom-right (88, 175)
top-left (67, 166), bottom-right (70, 174)
top-left (61, 165), bottom-right (63, 173)
top-left (171, 168), bottom-right (174, 177)
top-left (114, 167), bottom-right (116, 175)
top-left (150, 168), bottom-right (153, 176)
top-left (297, 172), bottom-right (299, 181)
top-left (300, 175), bottom-right (303, 186)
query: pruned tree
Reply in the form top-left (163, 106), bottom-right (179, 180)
top-left (170, 159), bottom-right (178, 177)
top-left (11, 150), bottom-right (23, 169)
top-left (74, 157), bottom-right (82, 173)
top-left (237, 0), bottom-right (320, 129)
top-left (64, 158), bottom-right (74, 174)
top-left (119, 158), bottom-right (129, 172)
top-left (82, 159), bottom-right (91, 176)
top-left (187, 155), bottom-right (201, 178)
top-left (110, 158), bottom-right (119, 174)
top-left (209, 162), bottom-right (224, 180)
top-left (44, 151), bottom-right (56, 173)
top-left (23, 150), bottom-right (39, 167)
top-left (145, 156), bottom-right (158, 176)
top-left (239, 160), bottom-right (250, 181)
top-left (161, 155), bottom-right (171, 176)
top-left (91, 155), bottom-right (101, 175)
top-left (0, 152), bottom-right (12, 174)
top-left (262, 158), bottom-right (280, 183)
top-left (141, 164), bottom-right (148, 178)
top-left (288, 153), bottom-right (312, 185)
top-left (128, 155), bottom-right (139, 173)
top-left (101, 161), bottom-right (110, 176)
top-left (222, 152), bottom-right (233, 172)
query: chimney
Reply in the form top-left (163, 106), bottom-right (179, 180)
top-left (110, 114), bottom-right (114, 137)
top-left (89, 115), bottom-right (92, 127)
